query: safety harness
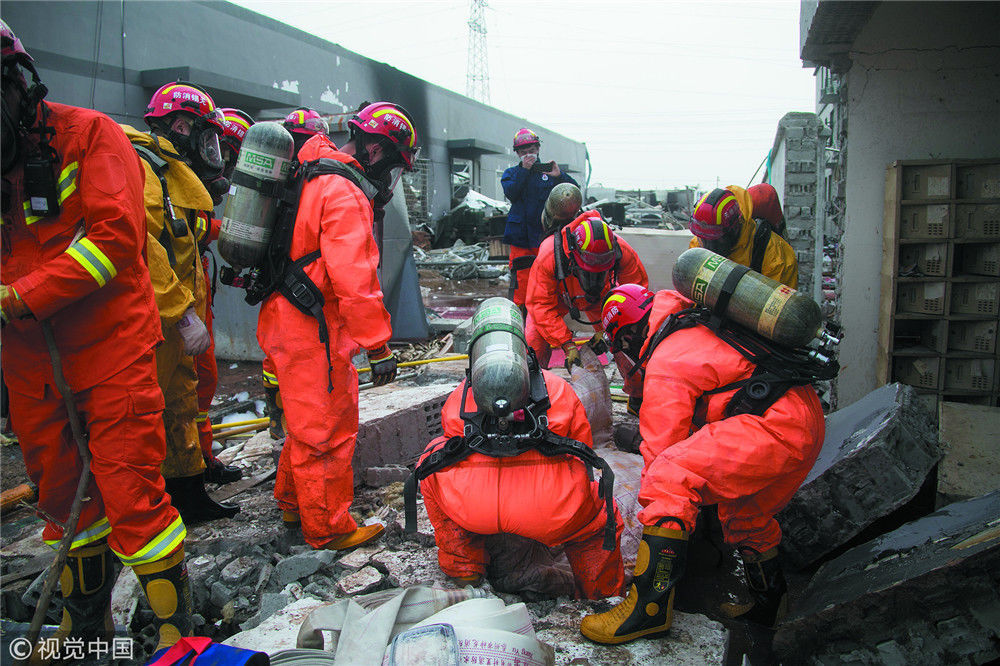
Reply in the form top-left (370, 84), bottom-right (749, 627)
top-left (632, 266), bottom-right (839, 420)
top-left (133, 142), bottom-right (208, 299)
top-left (749, 218), bottom-right (777, 275)
top-left (404, 344), bottom-right (618, 551)
top-left (552, 224), bottom-right (623, 325)
top-left (232, 157), bottom-right (380, 391)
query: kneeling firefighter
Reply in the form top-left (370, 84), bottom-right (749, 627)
top-left (219, 101), bottom-right (419, 550)
top-left (580, 248), bottom-right (838, 644)
top-left (404, 297), bottom-right (625, 599)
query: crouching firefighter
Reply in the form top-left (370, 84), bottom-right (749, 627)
top-left (404, 297), bottom-right (625, 599)
top-left (580, 248), bottom-right (839, 644)
top-left (218, 101), bottom-right (419, 551)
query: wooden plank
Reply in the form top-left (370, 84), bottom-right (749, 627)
top-left (878, 164), bottom-right (901, 385)
top-left (937, 401), bottom-right (1000, 503)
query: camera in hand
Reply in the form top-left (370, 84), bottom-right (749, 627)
top-left (529, 160), bottom-right (555, 173)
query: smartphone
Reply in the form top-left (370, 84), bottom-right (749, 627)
top-left (530, 160), bottom-right (555, 173)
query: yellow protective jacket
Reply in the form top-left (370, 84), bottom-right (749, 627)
top-left (689, 185), bottom-right (799, 290)
top-left (120, 125), bottom-right (210, 319)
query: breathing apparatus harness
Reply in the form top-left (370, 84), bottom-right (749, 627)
top-left (2, 54), bottom-right (61, 219)
top-left (631, 265), bottom-right (840, 420)
top-left (552, 224), bottom-right (623, 325)
top-left (223, 157), bottom-right (381, 391)
top-left (404, 337), bottom-right (618, 551)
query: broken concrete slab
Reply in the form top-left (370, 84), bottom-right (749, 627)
top-left (223, 597), bottom-right (329, 653)
top-left (355, 382), bottom-right (454, 482)
top-left (775, 490), bottom-right (1000, 665)
top-left (338, 565), bottom-right (385, 595)
top-left (273, 550), bottom-right (337, 588)
top-left (937, 401), bottom-right (1000, 506)
top-left (778, 383), bottom-right (943, 570)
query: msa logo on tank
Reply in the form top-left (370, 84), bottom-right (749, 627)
top-left (240, 149), bottom-right (292, 180)
top-left (692, 253), bottom-right (724, 303)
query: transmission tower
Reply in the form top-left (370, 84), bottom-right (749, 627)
top-left (466, 0), bottom-right (490, 103)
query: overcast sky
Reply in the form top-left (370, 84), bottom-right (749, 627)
top-left (232, 0), bottom-right (817, 191)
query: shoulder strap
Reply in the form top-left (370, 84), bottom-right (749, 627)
top-left (301, 158), bottom-right (380, 202)
top-left (750, 220), bottom-right (772, 274)
top-left (134, 144), bottom-right (187, 239)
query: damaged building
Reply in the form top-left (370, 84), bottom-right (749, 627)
top-left (2, 1), bottom-right (1000, 665)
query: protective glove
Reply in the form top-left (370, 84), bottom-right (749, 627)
top-left (562, 341), bottom-right (582, 374)
top-left (177, 307), bottom-right (211, 355)
top-left (587, 331), bottom-right (609, 356)
top-left (0, 284), bottom-right (31, 323)
top-left (367, 344), bottom-right (397, 386)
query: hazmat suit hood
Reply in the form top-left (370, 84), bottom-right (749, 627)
top-left (296, 132), bottom-right (359, 167)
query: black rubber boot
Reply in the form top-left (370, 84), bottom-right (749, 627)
top-left (132, 546), bottom-right (193, 650)
top-left (580, 522), bottom-right (688, 644)
top-left (613, 423), bottom-right (642, 453)
top-left (164, 472), bottom-right (240, 525)
top-left (719, 547), bottom-right (788, 627)
top-left (264, 385), bottom-right (285, 440)
top-left (204, 456), bottom-right (242, 485)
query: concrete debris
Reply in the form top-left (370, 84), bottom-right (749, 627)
top-left (355, 382), bottom-right (454, 483)
top-left (273, 550), bottom-right (337, 589)
top-left (775, 490), bottom-right (1000, 665)
top-left (364, 465), bottom-right (411, 487)
top-left (338, 565), bottom-right (385, 596)
top-left (337, 545), bottom-right (385, 570)
top-left (778, 383), bottom-right (943, 570)
top-left (224, 597), bottom-right (329, 654)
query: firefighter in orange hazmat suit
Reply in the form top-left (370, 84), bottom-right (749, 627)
top-left (688, 186), bottom-right (798, 288)
top-left (1, 20), bottom-right (191, 650)
top-left (258, 107), bottom-right (330, 440)
top-left (123, 81), bottom-right (239, 523)
top-left (257, 102), bottom-right (419, 550)
top-left (414, 299), bottom-right (624, 599)
top-left (580, 285), bottom-right (825, 644)
top-left (525, 210), bottom-right (647, 396)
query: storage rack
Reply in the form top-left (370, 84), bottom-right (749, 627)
top-left (878, 159), bottom-right (1000, 412)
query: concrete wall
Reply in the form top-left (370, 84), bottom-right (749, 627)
top-left (836, 2), bottom-right (1000, 405)
top-left (1, 0), bottom-right (588, 221)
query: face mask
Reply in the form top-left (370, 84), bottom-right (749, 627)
top-left (577, 268), bottom-right (610, 304)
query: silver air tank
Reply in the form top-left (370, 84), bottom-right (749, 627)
top-left (469, 297), bottom-right (531, 417)
top-left (218, 122), bottom-right (296, 271)
top-left (542, 183), bottom-right (583, 232)
top-left (672, 247), bottom-right (823, 348)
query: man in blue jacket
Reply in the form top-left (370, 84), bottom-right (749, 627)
top-left (501, 128), bottom-right (578, 313)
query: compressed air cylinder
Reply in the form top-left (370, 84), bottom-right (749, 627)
top-left (672, 247), bottom-right (823, 347)
top-left (541, 183), bottom-right (583, 232)
top-left (218, 122), bottom-right (296, 271)
top-left (469, 297), bottom-right (531, 417)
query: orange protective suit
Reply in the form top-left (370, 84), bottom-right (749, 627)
top-left (525, 223), bottom-right (647, 391)
top-left (689, 185), bottom-right (798, 289)
top-left (122, 125), bottom-right (212, 479)
top-left (419, 371), bottom-right (625, 599)
top-left (256, 134), bottom-right (393, 548)
top-left (635, 290), bottom-right (824, 553)
top-left (1, 102), bottom-right (183, 564)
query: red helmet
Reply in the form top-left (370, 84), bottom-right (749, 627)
top-left (220, 108), bottom-right (253, 153)
top-left (567, 211), bottom-right (618, 272)
top-left (1, 19), bottom-right (31, 67)
top-left (690, 188), bottom-right (742, 241)
top-left (601, 284), bottom-right (655, 353)
top-left (513, 128), bottom-right (540, 150)
top-left (283, 107), bottom-right (329, 137)
top-left (348, 102), bottom-right (419, 171)
top-left (144, 82), bottom-right (225, 133)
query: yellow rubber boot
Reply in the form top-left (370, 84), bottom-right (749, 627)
top-left (580, 524), bottom-right (688, 645)
top-left (30, 541), bottom-right (116, 664)
top-left (132, 546), bottom-right (193, 650)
